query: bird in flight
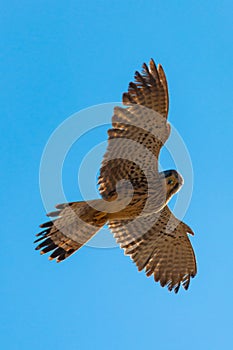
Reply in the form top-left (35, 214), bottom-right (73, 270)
top-left (35, 59), bottom-right (197, 293)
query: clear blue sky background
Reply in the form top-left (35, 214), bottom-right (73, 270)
top-left (1, 1), bottom-right (233, 349)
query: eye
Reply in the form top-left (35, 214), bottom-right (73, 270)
top-left (167, 179), bottom-right (174, 185)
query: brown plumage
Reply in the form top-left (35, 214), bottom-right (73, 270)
top-left (35, 59), bottom-right (197, 292)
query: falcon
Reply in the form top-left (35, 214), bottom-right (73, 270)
top-left (35, 59), bottom-right (197, 293)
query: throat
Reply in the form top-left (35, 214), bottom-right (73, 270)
top-left (167, 183), bottom-right (179, 200)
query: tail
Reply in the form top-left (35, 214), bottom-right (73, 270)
top-left (35, 200), bottom-right (107, 262)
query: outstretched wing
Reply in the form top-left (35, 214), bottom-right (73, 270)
top-left (98, 59), bottom-right (170, 201)
top-left (108, 206), bottom-right (197, 293)
top-left (35, 201), bottom-right (106, 262)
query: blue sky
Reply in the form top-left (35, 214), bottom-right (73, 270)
top-left (1, 1), bottom-right (233, 349)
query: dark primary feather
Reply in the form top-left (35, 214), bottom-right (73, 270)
top-left (35, 201), bottom-right (107, 262)
top-left (123, 59), bottom-right (169, 118)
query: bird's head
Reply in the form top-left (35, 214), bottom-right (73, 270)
top-left (159, 169), bottom-right (184, 202)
